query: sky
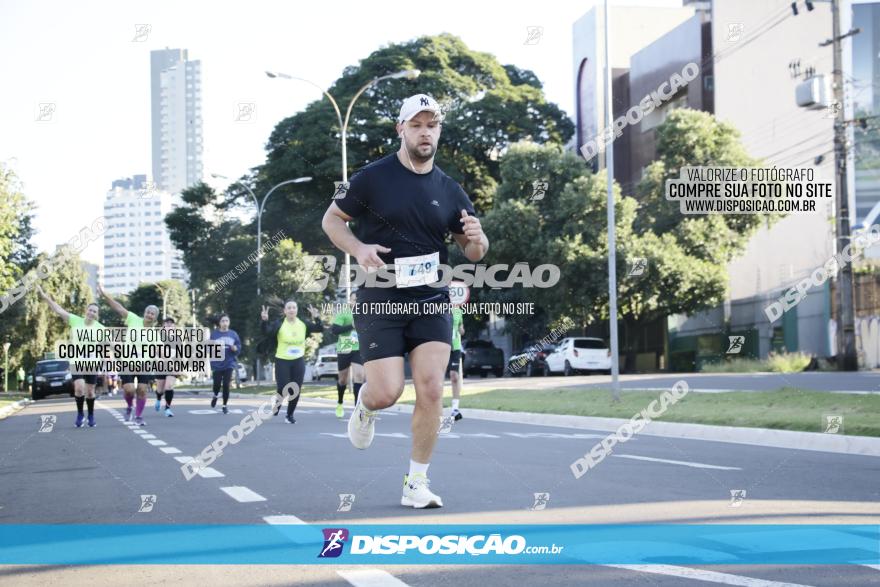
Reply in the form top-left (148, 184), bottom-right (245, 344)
top-left (0, 0), bottom-right (683, 265)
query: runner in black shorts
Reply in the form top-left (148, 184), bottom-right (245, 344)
top-left (322, 93), bottom-right (489, 508)
top-left (99, 285), bottom-right (157, 425)
top-left (447, 303), bottom-right (464, 421)
top-left (37, 286), bottom-right (104, 428)
top-left (332, 291), bottom-right (364, 419)
top-left (154, 317), bottom-right (179, 417)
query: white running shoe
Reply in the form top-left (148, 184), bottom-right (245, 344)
top-left (401, 473), bottom-right (443, 509)
top-left (347, 398), bottom-right (376, 450)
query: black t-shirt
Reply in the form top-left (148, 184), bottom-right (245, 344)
top-left (335, 153), bottom-right (477, 297)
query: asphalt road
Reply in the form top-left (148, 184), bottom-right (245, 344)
top-left (0, 393), bottom-right (878, 586)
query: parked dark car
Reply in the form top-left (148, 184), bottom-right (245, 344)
top-left (507, 341), bottom-right (558, 377)
top-left (31, 359), bottom-right (74, 400)
top-left (462, 339), bottom-right (505, 378)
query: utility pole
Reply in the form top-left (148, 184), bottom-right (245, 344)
top-left (603, 0), bottom-right (621, 401)
top-left (830, 0), bottom-right (857, 370)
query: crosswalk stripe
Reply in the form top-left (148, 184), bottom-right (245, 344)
top-left (220, 486), bottom-right (266, 503)
top-left (173, 456), bottom-right (225, 478)
top-left (263, 514), bottom-right (306, 525)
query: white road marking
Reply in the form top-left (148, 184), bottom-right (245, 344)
top-left (221, 486), bottom-right (266, 503)
top-left (606, 565), bottom-right (814, 586)
top-left (337, 570), bottom-right (411, 587)
top-left (612, 454), bottom-right (741, 470)
top-left (147, 440), bottom-right (166, 446)
top-left (505, 432), bottom-right (606, 439)
top-left (195, 468), bottom-right (224, 478)
top-left (140, 434), bottom-right (156, 439)
top-left (173, 456), bottom-right (224, 478)
top-left (160, 447), bottom-right (181, 454)
top-left (263, 514), bottom-right (306, 525)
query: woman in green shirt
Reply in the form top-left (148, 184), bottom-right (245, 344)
top-left (37, 285), bottom-right (103, 428)
top-left (260, 299), bottom-right (323, 424)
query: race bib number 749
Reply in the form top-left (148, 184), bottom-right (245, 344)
top-left (394, 252), bottom-right (439, 288)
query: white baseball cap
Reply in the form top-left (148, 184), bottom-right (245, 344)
top-left (398, 94), bottom-right (443, 122)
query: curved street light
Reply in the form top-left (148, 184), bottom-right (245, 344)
top-left (265, 68), bottom-right (421, 298)
top-left (211, 174), bottom-right (313, 386)
top-left (210, 174), bottom-right (312, 297)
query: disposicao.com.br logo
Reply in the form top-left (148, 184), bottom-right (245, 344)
top-left (317, 528), bottom-right (563, 557)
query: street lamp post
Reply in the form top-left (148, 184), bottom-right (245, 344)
top-left (211, 175), bottom-right (312, 296)
top-left (210, 174), bottom-right (312, 385)
top-left (189, 288), bottom-right (198, 329)
top-left (2, 342), bottom-right (10, 393)
top-left (153, 283), bottom-right (169, 320)
top-left (265, 68), bottom-right (420, 300)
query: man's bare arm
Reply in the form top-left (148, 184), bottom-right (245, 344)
top-left (453, 232), bottom-right (489, 262)
top-left (454, 210), bottom-right (488, 262)
top-left (321, 203), bottom-right (361, 258)
top-left (321, 203), bottom-right (388, 268)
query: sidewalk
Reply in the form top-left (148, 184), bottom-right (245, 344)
top-left (305, 398), bottom-right (880, 458)
top-left (171, 388), bottom-right (880, 456)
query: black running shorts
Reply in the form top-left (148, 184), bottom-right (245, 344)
top-left (447, 350), bottom-right (461, 372)
top-left (337, 350), bottom-right (363, 371)
top-left (354, 289), bottom-right (452, 362)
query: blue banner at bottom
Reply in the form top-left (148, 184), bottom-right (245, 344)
top-left (0, 524), bottom-right (877, 565)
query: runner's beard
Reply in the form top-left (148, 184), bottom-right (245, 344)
top-left (406, 140), bottom-right (436, 163)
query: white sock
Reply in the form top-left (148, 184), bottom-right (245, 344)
top-left (451, 399), bottom-right (460, 411)
top-left (408, 459), bottom-right (429, 478)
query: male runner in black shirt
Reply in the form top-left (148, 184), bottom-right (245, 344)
top-left (322, 93), bottom-right (488, 508)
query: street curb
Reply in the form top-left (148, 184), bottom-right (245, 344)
top-left (0, 398), bottom-right (32, 420)
top-left (307, 398), bottom-right (880, 457)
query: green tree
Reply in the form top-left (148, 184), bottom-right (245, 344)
top-left (0, 163), bottom-right (35, 293)
top-left (246, 33), bottom-right (572, 256)
top-left (165, 35), bottom-right (573, 356)
top-left (634, 109), bottom-right (767, 255)
top-left (126, 279), bottom-right (192, 323)
top-left (13, 249), bottom-right (93, 372)
top-left (485, 114), bottom-right (766, 359)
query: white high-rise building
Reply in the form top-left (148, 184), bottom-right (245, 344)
top-left (151, 48), bottom-right (203, 195)
top-left (102, 175), bottom-right (186, 294)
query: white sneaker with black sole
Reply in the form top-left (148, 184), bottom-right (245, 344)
top-left (347, 398), bottom-right (376, 449)
top-left (401, 473), bottom-right (443, 508)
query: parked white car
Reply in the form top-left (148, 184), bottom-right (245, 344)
top-left (544, 337), bottom-right (612, 376)
top-left (310, 353), bottom-right (338, 381)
